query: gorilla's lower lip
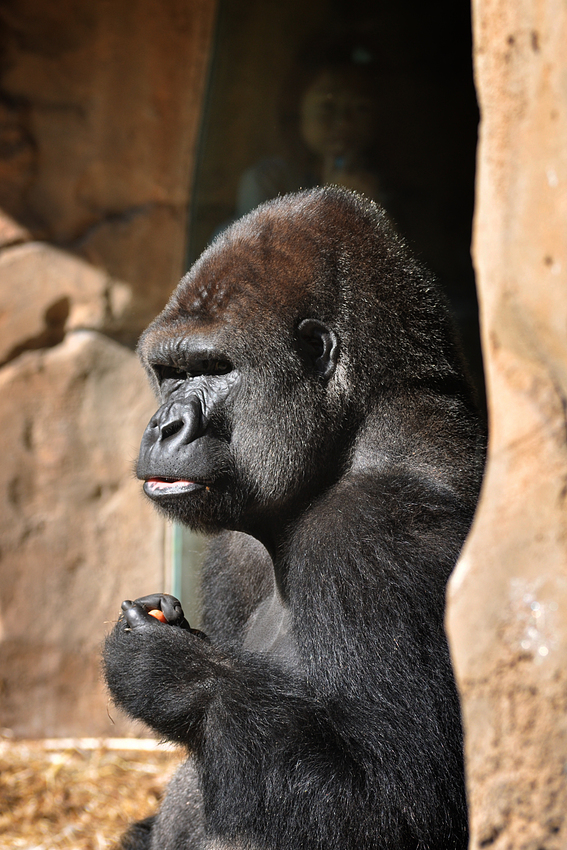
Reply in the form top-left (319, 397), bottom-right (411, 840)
top-left (143, 478), bottom-right (206, 497)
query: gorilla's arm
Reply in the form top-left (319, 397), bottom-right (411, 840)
top-left (103, 613), bottom-right (437, 848)
top-left (104, 614), bottom-right (304, 742)
top-left (103, 471), bottom-right (468, 848)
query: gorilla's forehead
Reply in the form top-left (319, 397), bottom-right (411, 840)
top-left (174, 227), bottom-right (323, 326)
top-left (142, 187), bottom-right (411, 364)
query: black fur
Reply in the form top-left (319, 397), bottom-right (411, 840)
top-left (103, 187), bottom-right (485, 849)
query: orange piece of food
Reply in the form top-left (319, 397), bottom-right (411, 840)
top-left (148, 608), bottom-right (167, 623)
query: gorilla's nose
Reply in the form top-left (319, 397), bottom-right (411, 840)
top-left (137, 397), bottom-right (212, 483)
top-left (158, 412), bottom-right (186, 442)
top-left (147, 399), bottom-right (203, 451)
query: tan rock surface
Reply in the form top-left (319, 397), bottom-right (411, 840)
top-left (0, 0), bottom-right (217, 738)
top-left (447, 0), bottom-right (567, 847)
top-left (0, 331), bottom-right (164, 737)
top-left (0, 210), bottom-right (31, 249)
top-left (0, 0), bottom-right (217, 337)
top-left (0, 242), bottom-right (132, 365)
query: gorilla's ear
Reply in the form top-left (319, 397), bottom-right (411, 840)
top-left (296, 319), bottom-right (339, 382)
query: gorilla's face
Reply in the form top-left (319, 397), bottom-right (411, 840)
top-left (136, 300), bottom-right (341, 540)
top-left (136, 326), bottom-right (243, 531)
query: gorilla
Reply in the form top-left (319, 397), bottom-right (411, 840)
top-left (103, 187), bottom-right (485, 850)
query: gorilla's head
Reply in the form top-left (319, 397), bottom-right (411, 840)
top-left (136, 187), bottom-right (469, 540)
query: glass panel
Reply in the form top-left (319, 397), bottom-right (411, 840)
top-left (178, 0), bottom-right (482, 615)
top-left (188, 0), bottom-right (479, 351)
top-left (170, 524), bottom-right (207, 628)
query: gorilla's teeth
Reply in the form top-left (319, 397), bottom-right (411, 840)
top-left (143, 478), bottom-right (204, 497)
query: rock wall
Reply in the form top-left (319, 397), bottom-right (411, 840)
top-left (0, 0), bottom-right (217, 342)
top-left (0, 0), bottom-right (216, 737)
top-left (0, 332), bottom-right (162, 737)
top-left (447, 0), bottom-right (567, 846)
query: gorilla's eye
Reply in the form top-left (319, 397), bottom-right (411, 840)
top-left (188, 359), bottom-right (232, 377)
top-left (153, 360), bottom-right (232, 384)
top-left (154, 364), bottom-right (186, 383)
top-left (214, 359), bottom-right (232, 374)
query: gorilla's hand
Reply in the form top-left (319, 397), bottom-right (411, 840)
top-left (104, 592), bottom-right (214, 741)
top-left (121, 593), bottom-right (191, 630)
top-left (118, 593), bottom-right (210, 642)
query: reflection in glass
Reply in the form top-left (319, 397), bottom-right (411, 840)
top-left (237, 40), bottom-right (384, 217)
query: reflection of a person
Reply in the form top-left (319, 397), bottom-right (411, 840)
top-left (237, 44), bottom-right (384, 218)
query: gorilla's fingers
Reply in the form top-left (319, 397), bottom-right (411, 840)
top-left (121, 594), bottom-right (192, 630)
top-left (121, 600), bottom-right (156, 630)
top-left (154, 594), bottom-right (189, 627)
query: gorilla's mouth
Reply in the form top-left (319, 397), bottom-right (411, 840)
top-left (143, 478), bottom-right (207, 497)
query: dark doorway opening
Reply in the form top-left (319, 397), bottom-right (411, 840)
top-left (188, 0), bottom-right (481, 393)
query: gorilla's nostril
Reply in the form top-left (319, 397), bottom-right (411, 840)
top-left (160, 419), bottom-right (184, 441)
